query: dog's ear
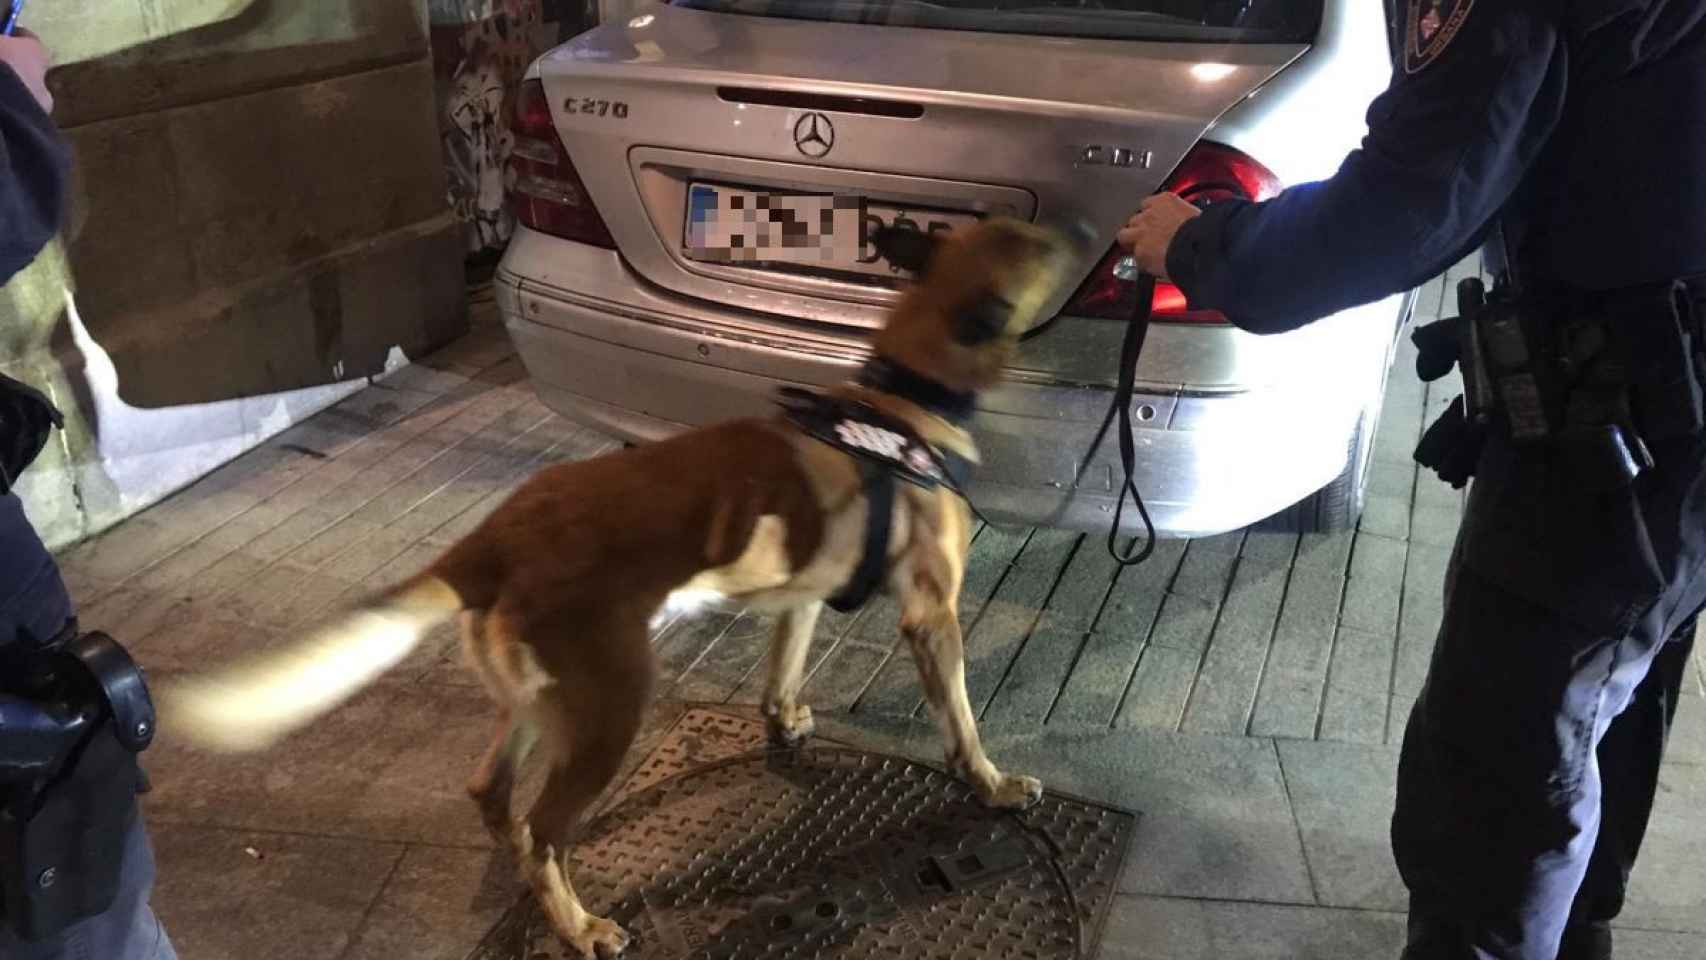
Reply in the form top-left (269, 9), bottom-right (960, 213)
top-left (952, 291), bottom-right (1015, 346)
top-left (871, 225), bottom-right (945, 277)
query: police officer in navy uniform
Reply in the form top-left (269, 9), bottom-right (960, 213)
top-left (1119, 1), bottom-right (1705, 958)
top-left (0, 27), bottom-right (178, 960)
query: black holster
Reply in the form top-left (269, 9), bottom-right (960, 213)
top-left (1410, 276), bottom-right (1703, 491)
top-left (0, 373), bottom-right (64, 496)
top-left (1, 627), bottom-right (156, 942)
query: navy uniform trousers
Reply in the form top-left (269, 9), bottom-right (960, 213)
top-left (0, 492), bottom-right (176, 960)
top-left (1392, 338), bottom-right (1706, 957)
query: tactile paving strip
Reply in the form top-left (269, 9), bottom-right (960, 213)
top-left (468, 707), bottom-right (1137, 960)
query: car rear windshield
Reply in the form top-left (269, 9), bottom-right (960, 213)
top-left (670, 0), bottom-right (1321, 44)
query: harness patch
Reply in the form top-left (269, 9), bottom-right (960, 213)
top-left (1405, 0), bottom-right (1474, 74)
top-left (776, 387), bottom-right (954, 489)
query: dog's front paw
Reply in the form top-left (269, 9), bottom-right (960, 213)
top-left (569, 915), bottom-right (631, 959)
top-left (982, 772), bottom-right (1044, 811)
top-left (765, 702), bottom-right (815, 747)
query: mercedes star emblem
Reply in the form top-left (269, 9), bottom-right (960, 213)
top-left (793, 112), bottom-right (835, 159)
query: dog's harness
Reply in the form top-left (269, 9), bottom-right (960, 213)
top-left (775, 357), bottom-right (976, 613)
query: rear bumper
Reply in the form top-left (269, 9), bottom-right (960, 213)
top-left (497, 237), bottom-right (1391, 539)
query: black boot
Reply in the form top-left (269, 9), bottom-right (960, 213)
top-left (1556, 922), bottom-right (1612, 960)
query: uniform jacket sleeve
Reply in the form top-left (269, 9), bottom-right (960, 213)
top-left (0, 62), bottom-right (69, 287)
top-left (1164, 0), bottom-right (1569, 334)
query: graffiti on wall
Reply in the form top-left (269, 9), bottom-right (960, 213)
top-left (431, 0), bottom-right (595, 264)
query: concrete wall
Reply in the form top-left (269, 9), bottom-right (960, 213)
top-left (1, 0), bottom-right (469, 549)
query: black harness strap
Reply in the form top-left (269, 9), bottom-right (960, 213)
top-left (826, 458), bottom-right (894, 613)
top-left (775, 380), bottom-right (969, 613)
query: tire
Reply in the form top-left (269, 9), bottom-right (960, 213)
top-left (1252, 403), bottom-right (1376, 535)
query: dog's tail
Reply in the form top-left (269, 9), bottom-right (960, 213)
top-left (154, 574), bottom-right (464, 753)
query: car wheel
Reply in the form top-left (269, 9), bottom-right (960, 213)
top-left (1252, 406), bottom-right (1375, 534)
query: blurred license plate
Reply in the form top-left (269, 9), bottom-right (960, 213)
top-left (683, 182), bottom-right (980, 279)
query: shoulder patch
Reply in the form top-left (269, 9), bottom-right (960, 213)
top-left (1405, 0), bottom-right (1475, 74)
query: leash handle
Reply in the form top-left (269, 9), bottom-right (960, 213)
top-left (1105, 272), bottom-right (1159, 565)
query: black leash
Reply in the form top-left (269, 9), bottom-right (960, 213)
top-left (924, 270), bottom-right (1160, 566)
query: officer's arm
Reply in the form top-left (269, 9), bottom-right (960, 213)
top-left (0, 62), bottom-right (69, 286)
top-left (1164, 0), bottom-right (1565, 335)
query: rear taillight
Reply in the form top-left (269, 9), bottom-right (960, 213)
top-left (1063, 141), bottom-right (1282, 325)
top-left (506, 79), bottom-right (616, 248)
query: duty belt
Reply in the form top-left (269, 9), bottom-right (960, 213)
top-left (1412, 274), bottom-right (1706, 489)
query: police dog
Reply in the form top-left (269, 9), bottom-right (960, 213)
top-left (155, 217), bottom-right (1076, 958)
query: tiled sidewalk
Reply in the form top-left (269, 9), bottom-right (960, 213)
top-left (52, 275), bottom-right (1706, 959)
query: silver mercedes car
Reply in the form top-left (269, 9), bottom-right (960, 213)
top-left (495, 0), bottom-right (1417, 538)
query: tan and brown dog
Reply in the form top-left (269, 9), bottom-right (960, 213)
top-left (155, 217), bottom-right (1077, 958)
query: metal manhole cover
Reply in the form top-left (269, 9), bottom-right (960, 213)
top-left (469, 708), bottom-right (1137, 960)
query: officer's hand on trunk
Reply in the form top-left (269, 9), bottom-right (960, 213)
top-left (1116, 193), bottom-right (1201, 281)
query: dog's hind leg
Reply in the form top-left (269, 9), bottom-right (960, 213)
top-left (762, 601), bottom-right (821, 746)
top-left (461, 611), bottom-right (542, 844)
top-left (469, 713), bottom-right (540, 845)
top-left (511, 609), bottom-right (653, 959)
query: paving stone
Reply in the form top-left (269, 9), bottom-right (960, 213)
top-left (1182, 548), bottom-right (1292, 736)
top-left (314, 524), bottom-right (423, 584)
top-left (79, 585), bottom-right (192, 645)
top-left (728, 605), bottom-right (860, 706)
top-left (376, 362), bottom-right (473, 397)
top-left (133, 604), bottom-right (282, 673)
top-left (1340, 532), bottom-right (1406, 637)
top-left (249, 458), bottom-right (363, 521)
top-left (238, 506), bottom-right (342, 562)
top-left (1387, 693), bottom-right (1418, 746)
top-left (1319, 626), bottom-right (1396, 744)
top-left (1003, 724), bottom-right (1315, 903)
top-left (218, 560), bottom-right (318, 625)
top-left (332, 382), bottom-right (440, 430)
top-left (1171, 535), bottom-right (1243, 605)
top-left (1410, 501), bottom-right (1465, 549)
top-left (1035, 531), bottom-right (1121, 633)
top-left (283, 513), bottom-right (387, 569)
top-left (340, 844), bottom-right (515, 960)
top-left (253, 571), bottom-right (361, 631)
top-left (1393, 542), bottom-right (1451, 702)
top-left (1616, 762), bottom-right (1706, 932)
top-left (1051, 538), bottom-right (1185, 727)
top-left (195, 498), bottom-right (302, 557)
top-left (144, 681), bottom-right (495, 847)
top-left (1116, 643), bottom-right (1200, 731)
top-left (342, 446), bottom-right (490, 528)
top-left (130, 537), bottom-right (235, 594)
top-left (799, 640), bottom-right (892, 712)
top-left (1678, 689), bottom-right (1706, 767)
top-left (655, 610), bottom-right (740, 686)
top-left (363, 541), bottom-right (449, 594)
top-left (1374, 393), bottom-right (1426, 471)
top-left (1359, 496), bottom-right (1411, 542)
top-left (961, 528), bottom-right (1080, 714)
top-left (982, 624), bottom-right (1087, 724)
top-left (1275, 739), bottom-right (1406, 911)
top-left (1608, 928), bottom-right (1706, 959)
top-left (1279, 739), bottom-right (1706, 932)
top-left (670, 611), bottom-right (771, 703)
top-left (1100, 895), bottom-right (1406, 960)
top-left (55, 563), bottom-right (117, 607)
top-left (60, 518), bottom-right (192, 584)
top-left (149, 823), bottom-right (404, 960)
top-left (1249, 533), bottom-right (1353, 739)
